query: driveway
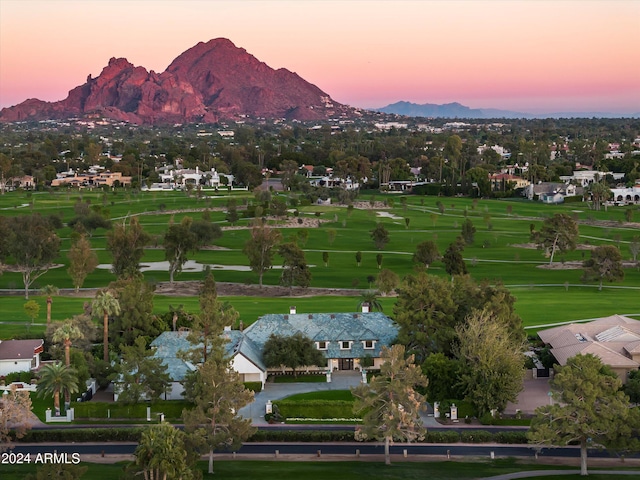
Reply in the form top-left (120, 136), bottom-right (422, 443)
top-left (505, 377), bottom-right (552, 415)
top-left (238, 371), bottom-right (363, 425)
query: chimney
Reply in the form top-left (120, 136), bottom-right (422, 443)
top-left (196, 166), bottom-right (199, 174)
top-left (361, 303), bottom-right (370, 313)
top-left (290, 306), bottom-right (296, 314)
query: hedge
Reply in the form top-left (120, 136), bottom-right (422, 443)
top-left (16, 427), bottom-right (145, 443)
top-left (73, 401), bottom-right (190, 420)
top-left (460, 430), bottom-right (493, 443)
top-left (274, 399), bottom-right (358, 420)
top-left (244, 382), bottom-right (263, 393)
top-left (15, 428), bottom-right (529, 445)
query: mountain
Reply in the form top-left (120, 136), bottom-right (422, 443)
top-left (0, 38), bottom-right (352, 124)
top-left (376, 101), bottom-right (532, 119)
top-left (377, 101), bottom-right (638, 119)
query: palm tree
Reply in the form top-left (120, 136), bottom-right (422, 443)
top-left (37, 363), bottom-right (78, 416)
top-left (51, 321), bottom-right (83, 367)
top-left (40, 285), bottom-right (59, 326)
top-left (358, 290), bottom-right (383, 312)
top-left (91, 290), bottom-right (121, 362)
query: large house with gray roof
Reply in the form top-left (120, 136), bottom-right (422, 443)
top-left (538, 314), bottom-right (640, 383)
top-left (149, 306), bottom-right (398, 399)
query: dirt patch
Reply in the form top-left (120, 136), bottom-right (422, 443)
top-left (154, 281), bottom-right (368, 297)
top-left (511, 243), bottom-right (595, 251)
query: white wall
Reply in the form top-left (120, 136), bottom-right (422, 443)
top-left (0, 359), bottom-right (33, 376)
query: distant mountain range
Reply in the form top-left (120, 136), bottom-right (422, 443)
top-left (0, 38), bottom-right (354, 125)
top-left (376, 101), bottom-right (639, 119)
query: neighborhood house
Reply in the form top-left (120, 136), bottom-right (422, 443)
top-left (0, 339), bottom-right (44, 377)
top-left (538, 314), bottom-right (640, 383)
top-left (147, 306), bottom-right (398, 400)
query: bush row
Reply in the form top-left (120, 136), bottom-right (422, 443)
top-left (73, 401), bottom-right (189, 419)
top-left (274, 400), bottom-right (358, 419)
top-left (15, 427), bottom-right (528, 445)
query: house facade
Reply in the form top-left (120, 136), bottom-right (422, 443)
top-left (538, 314), bottom-right (640, 383)
top-left (147, 307), bottom-right (398, 399)
top-left (0, 339), bottom-right (44, 377)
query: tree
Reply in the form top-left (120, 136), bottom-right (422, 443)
top-left (358, 290), bottom-right (383, 312)
top-left (91, 290), bottom-right (121, 362)
top-left (115, 337), bottom-right (172, 404)
top-left (164, 216), bottom-right (199, 283)
top-left (0, 385), bottom-right (33, 452)
top-left (355, 251), bottom-right (362, 267)
top-left (106, 216), bottom-right (150, 278)
top-left (322, 251), bottom-right (329, 267)
top-left (23, 299), bottom-right (40, 328)
top-left (185, 273), bottom-right (239, 364)
top-left (182, 358), bottom-right (256, 474)
top-left (109, 276), bottom-right (165, 349)
top-left (263, 332), bottom-right (326, 377)
top-left (67, 234), bottom-right (98, 293)
top-left (370, 223), bottom-right (390, 250)
top-left (376, 253), bottom-right (383, 269)
top-left (37, 362), bottom-right (79, 416)
top-left (40, 285), bottom-right (59, 326)
top-left (586, 181), bottom-right (611, 211)
top-left (581, 245), bottom-right (624, 290)
top-left (52, 320), bottom-right (83, 368)
top-left (225, 198), bottom-right (239, 225)
top-left (460, 218), bottom-right (476, 245)
top-left (443, 237), bottom-right (467, 278)
top-left (454, 309), bottom-right (526, 416)
top-left (393, 272), bottom-right (457, 362)
top-left (532, 213), bottom-right (579, 265)
top-left (52, 320), bottom-right (84, 409)
top-left (190, 219), bottom-right (222, 246)
top-left (375, 268), bottom-right (399, 296)
top-left (243, 221), bottom-right (282, 287)
top-left (352, 344), bottom-right (427, 465)
top-left (128, 422), bottom-right (196, 480)
top-left (326, 228), bottom-right (337, 246)
top-left (625, 370), bottom-right (640, 404)
top-left (528, 354), bottom-right (640, 476)
top-left (278, 242), bottom-right (311, 291)
top-left (422, 353), bottom-right (463, 402)
top-left (413, 240), bottom-right (440, 268)
top-left (0, 214), bottom-right (60, 299)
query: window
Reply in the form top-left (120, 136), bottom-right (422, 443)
top-left (340, 341), bottom-right (352, 350)
top-left (363, 340), bottom-right (375, 350)
top-left (317, 341), bottom-right (328, 350)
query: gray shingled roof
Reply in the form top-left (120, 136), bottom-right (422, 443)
top-left (149, 312), bottom-right (398, 380)
top-left (243, 312), bottom-right (398, 361)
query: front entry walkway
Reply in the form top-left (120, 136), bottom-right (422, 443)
top-left (238, 371), bottom-right (362, 425)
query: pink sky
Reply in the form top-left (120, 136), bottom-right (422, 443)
top-left (1, 0), bottom-right (639, 114)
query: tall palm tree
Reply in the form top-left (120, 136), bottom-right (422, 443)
top-left (37, 363), bottom-right (78, 416)
top-left (40, 284), bottom-right (59, 326)
top-left (91, 290), bottom-right (121, 362)
top-left (51, 321), bottom-right (83, 367)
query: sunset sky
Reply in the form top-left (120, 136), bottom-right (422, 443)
top-left (1, 0), bottom-right (638, 114)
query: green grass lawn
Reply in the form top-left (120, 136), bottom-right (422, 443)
top-left (0, 459), bottom-right (630, 480)
top-left (1, 190), bottom-right (639, 340)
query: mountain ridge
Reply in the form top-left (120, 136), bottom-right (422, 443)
top-left (0, 38), bottom-right (352, 124)
top-left (376, 100), bottom-right (638, 119)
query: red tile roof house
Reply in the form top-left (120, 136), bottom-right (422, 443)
top-left (0, 339), bottom-right (44, 377)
